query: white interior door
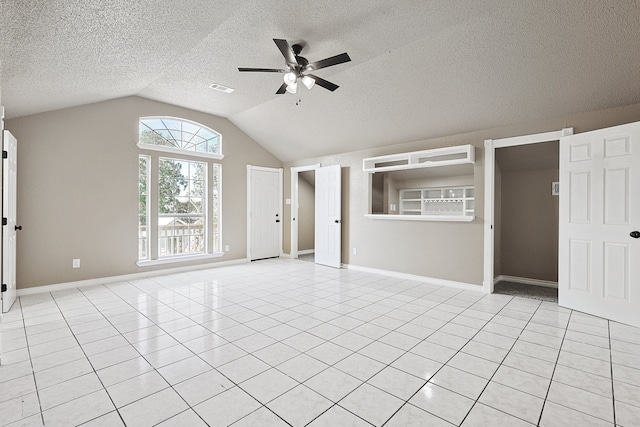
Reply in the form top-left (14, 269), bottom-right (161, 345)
top-left (559, 121), bottom-right (640, 327)
top-left (315, 165), bottom-right (341, 268)
top-left (248, 167), bottom-right (282, 260)
top-left (2, 130), bottom-right (18, 313)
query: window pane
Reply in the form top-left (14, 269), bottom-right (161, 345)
top-left (138, 155), bottom-right (150, 260)
top-left (211, 163), bottom-right (221, 253)
top-left (139, 117), bottom-right (221, 156)
top-left (158, 157), bottom-right (206, 258)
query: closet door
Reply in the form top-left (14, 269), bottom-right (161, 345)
top-left (559, 121), bottom-right (640, 327)
top-left (315, 165), bottom-right (341, 268)
top-left (2, 130), bottom-right (18, 313)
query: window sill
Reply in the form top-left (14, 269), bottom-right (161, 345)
top-left (365, 214), bottom-right (475, 222)
top-left (137, 252), bottom-right (224, 267)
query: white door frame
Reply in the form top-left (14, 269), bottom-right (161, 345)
top-left (0, 106), bottom-right (3, 365)
top-left (246, 165), bottom-right (283, 261)
top-left (290, 163), bottom-right (320, 259)
top-left (483, 128), bottom-right (573, 294)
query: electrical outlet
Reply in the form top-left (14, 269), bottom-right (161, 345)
top-left (224, 244), bottom-right (230, 252)
top-left (72, 259), bottom-right (80, 269)
top-left (352, 248), bottom-right (357, 256)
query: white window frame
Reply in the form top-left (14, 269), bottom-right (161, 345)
top-left (137, 116), bottom-right (224, 160)
top-left (138, 154), bottom-right (150, 261)
top-left (137, 117), bottom-right (224, 266)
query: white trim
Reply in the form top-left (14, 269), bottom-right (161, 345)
top-left (483, 139), bottom-right (495, 294)
top-left (483, 128), bottom-right (573, 295)
top-left (138, 154), bottom-right (151, 262)
top-left (298, 249), bottom-right (314, 255)
top-left (363, 145), bottom-right (475, 173)
top-left (345, 264), bottom-right (482, 293)
top-left (490, 130), bottom-right (567, 148)
top-left (494, 275), bottom-right (558, 289)
top-left (136, 252), bottom-right (224, 267)
top-left (17, 258), bottom-right (248, 297)
top-left (365, 214), bottom-right (474, 222)
top-left (138, 116), bottom-right (223, 159)
top-left (290, 163), bottom-right (320, 259)
top-left (137, 143), bottom-right (224, 160)
top-left (246, 166), bottom-right (251, 261)
top-left (247, 165), bottom-right (283, 261)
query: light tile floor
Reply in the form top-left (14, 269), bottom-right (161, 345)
top-left (1, 259), bottom-right (639, 426)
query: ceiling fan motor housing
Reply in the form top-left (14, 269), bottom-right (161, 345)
top-left (238, 39), bottom-right (351, 93)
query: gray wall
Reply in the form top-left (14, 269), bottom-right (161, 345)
top-left (7, 96), bottom-right (281, 288)
top-left (499, 168), bottom-right (559, 282)
top-left (297, 172), bottom-right (315, 252)
top-left (8, 95), bottom-right (640, 290)
top-left (496, 142), bottom-right (559, 282)
top-left (282, 102), bottom-right (640, 287)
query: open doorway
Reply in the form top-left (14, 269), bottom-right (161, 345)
top-left (493, 142), bottom-right (559, 302)
top-left (297, 170), bottom-right (315, 261)
top-left (483, 128), bottom-right (573, 296)
top-left (290, 163), bottom-right (319, 259)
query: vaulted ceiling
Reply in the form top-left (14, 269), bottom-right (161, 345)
top-left (2, 1), bottom-right (639, 162)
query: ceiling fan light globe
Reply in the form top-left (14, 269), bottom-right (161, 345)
top-left (302, 75), bottom-right (315, 90)
top-left (283, 72), bottom-right (297, 86)
top-left (286, 81), bottom-right (298, 94)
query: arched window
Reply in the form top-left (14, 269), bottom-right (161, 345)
top-left (137, 117), bottom-right (222, 264)
top-left (138, 117), bottom-right (223, 159)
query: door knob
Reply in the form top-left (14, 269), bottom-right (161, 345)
top-left (276, 220), bottom-right (280, 223)
top-left (15, 225), bottom-right (22, 231)
top-left (334, 220), bottom-right (341, 223)
top-left (631, 231), bottom-right (640, 239)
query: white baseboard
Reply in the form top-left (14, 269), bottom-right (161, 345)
top-left (280, 253), bottom-right (293, 259)
top-left (344, 264), bottom-right (482, 293)
top-left (494, 275), bottom-right (558, 289)
top-left (17, 258), bottom-right (249, 297)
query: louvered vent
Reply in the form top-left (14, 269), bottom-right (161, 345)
top-left (209, 83), bottom-right (235, 93)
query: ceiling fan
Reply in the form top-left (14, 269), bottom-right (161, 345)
top-left (239, 39), bottom-right (351, 94)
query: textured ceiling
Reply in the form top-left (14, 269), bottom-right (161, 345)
top-left (1, 1), bottom-right (640, 162)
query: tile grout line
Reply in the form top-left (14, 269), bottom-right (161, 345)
top-left (48, 287), bottom-right (128, 426)
top-left (608, 320), bottom-right (616, 426)
top-left (104, 265), bottom-right (339, 426)
top-left (92, 281), bottom-right (219, 426)
top-left (9, 261), bottom-right (636, 426)
top-left (457, 297), bottom-right (545, 426)
top-left (370, 290), bottom-right (524, 426)
top-left (18, 296), bottom-right (47, 426)
top-left (47, 285), bottom-right (201, 425)
top-left (297, 285), bottom-right (475, 426)
top-left (208, 267), bottom-right (471, 426)
top-left (535, 309), bottom-right (572, 426)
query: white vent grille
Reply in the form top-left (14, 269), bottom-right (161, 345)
top-left (209, 83), bottom-right (235, 93)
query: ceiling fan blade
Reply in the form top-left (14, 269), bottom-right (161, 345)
top-left (273, 39), bottom-right (298, 66)
top-left (276, 82), bottom-right (288, 94)
top-left (307, 52), bottom-right (351, 71)
top-left (306, 74), bottom-right (339, 92)
top-left (238, 67), bottom-right (286, 73)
